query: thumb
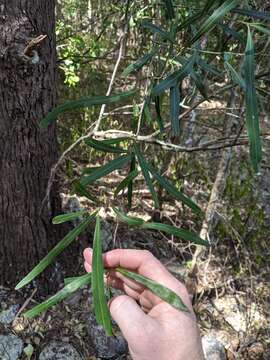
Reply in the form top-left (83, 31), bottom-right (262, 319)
top-left (109, 295), bottom-right (147, 341)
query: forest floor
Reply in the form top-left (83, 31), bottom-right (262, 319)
top-left (1, 165), bottom-right (269, 360)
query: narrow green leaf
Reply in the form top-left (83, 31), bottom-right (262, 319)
top-left (114, 169), bottom-right (139, 198)
top-left (148, 165), bottom-right (202, 215)
top-left (197, 57), bottom-right (222, 77)
top-left (85, 138), bottom-right (127, 154)
top-left (122, 52), bottom-right (155, 77)
top-left (232, 8), bottom-right (270, 21)
top-left (52, 211), bottom-right (87, 224)
top-left (128, 155), bottom-right (136, 209)
top-left (100, 137), bottom-right (130, 146)
top-left (154, 96), bottom-right (165, 132)
top-left (24, 274), bottom-right (91, 318)
top-left (143, 102), bottom-right (152, 125)
top-left (224, 60), bottom-right (245, 89)
top-left (190, 70), bottom-right (208, 99)
top-left (141, 21), bottom-right (174, 43)
top-left (15, 214), bottom-right (96, 290)
top-left (244, 28), bottom-right (261, 172)
top-left (116, 267), bottom-right (189, 312)
top-left (72, 180), bottom-right (98, 202)
top-left (112, 207), bottom-right (144, 226)
top-left (142, 222), bottom-right (209, 246)
top-left (191, 0), bottom-right (240, 44)
top-left (170, 85), bottom-right (180, 137)
top-left (92, 216), bottom-right (113, 336)
top-left (80, 153), bottom-right (131, 187)
top-left (219, 23), bottom-right (245, 44)
top-left (134, 144), bottom-right (159, 208)
top-left (152, 55), bottom-right (195, 95)
top-left (250, 24), bottom-right (270, 37)
top-left (162, 0), bottom-right (175, 19)
top-left (40, 89), bottom-right (136, 128)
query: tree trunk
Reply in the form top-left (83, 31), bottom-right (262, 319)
top-left (0, 0), bottom-right (62, 292)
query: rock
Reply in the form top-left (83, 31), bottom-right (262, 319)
top-left (39, 341), bottom-right (82, 360)
top-left (0, 304), bottom-right (19, 325)
top-left (202, 335), bottom-right (227, 360)
top-left (247, 342), bottom-right (264, 359)
top-left (0, 333), bottom-right (23, 360)
top-left (87, 313), bottom-right (127, 359)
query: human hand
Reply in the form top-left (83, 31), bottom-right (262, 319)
top-left (83, 248), bottom-right (204, 360)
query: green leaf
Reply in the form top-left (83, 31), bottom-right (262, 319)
top-left (23, 273), bottom-right (91, 318)
top-left (191, 0), bottom-right (240, 44)
top-left (112, 207), bottom-right (144, 226)
top-left (72, 180), bottom-right (98, 202)
top-left (190, 70), bottom-right (208, 99)
top-left (80, 153), bottom-right (131, 187)
top-left (142, 222), bottom-right (209, 246)
top-left (85, 138), bottom-right (127, 154)
top-left (244, 28), bottom-right (261, 172)
top-left (232, 8), bottom-right (270, 21)
top-left (170, 85), bottom-right (180, 137)
top-left (114, 169), bottom-right (139, 198)
top-left (141, 21), bottom-right (174, 43)
top-left (152, 55), bottom-right (195, 95)
top-left (219, 23), bottom-right (245, 44)
top-left (162, 0), bottom-right (175, 19)
top-left (40, 89), bottom-right (136, 128)
top-left (134, 144), bottom-right (159, 208)
top-left (250, 24), bottom-right (270, 37)
top-left (116, 267), bottom-right (189, 312)
top-left (154, 96), bottom-right (165, 132)
top-left (224, 60), bottom-right (245, 90)
top-left (92, 216), bottom-right (113, 336)
top-left (52, 211), bottom-right (87, 224)
top-left (148, 165), bottom-right (202, 215)
top-left (122, 52), bottom-right (155, 77)
top-left (15, 214), bottom-right (96, 290)
top-left (128, 155), bottom-right (136, 209)
top-left (197, 58), bottom-right (221, 77)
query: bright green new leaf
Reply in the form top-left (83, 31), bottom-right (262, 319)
top-left (80, 153), bottom-right (131, 187)
top-left (92, 216), bottom-right (113, 336)
top-left (191, 0), bottom-right (240, 44)
top-left (115, 267), bottom-right (189, 312)
top-left (170, 85), bottom-right (180, 137)
top-left (148, 165), bottom-right (202, 215)
top-left (15, 214), bottom-right (96, 290)
top-left (40, 89), bottom-right (136, 128)
top-left (142, 222), bottom-right (209, 246)
top-left (141, 21), bottom-right (175, 43)
top-left (244, 27), bottom-right (261, 172)
top-left (85, 138), bottom-right (127, 154)
top-left (72, 180), bottom-right (98, 202)
top-left (52, 211), bottom-right (87, 224)
top-left (114, 169), bottom-right (139, 198)
top-left (112, 207), bottom-right (144, 226)
top-left (23, 273), bottom-right (91, 318)
top-left (134, 144), bottom-right (159, 208)
top-left (122, 52), bottom-right (155, 77)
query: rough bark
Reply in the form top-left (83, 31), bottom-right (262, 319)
top-left (0, 0), bottom-right (62, 291)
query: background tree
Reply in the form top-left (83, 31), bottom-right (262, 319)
top-left (0, 0), bottom-right (62, 290)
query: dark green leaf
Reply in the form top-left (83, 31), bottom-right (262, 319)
top-left (148, 165), bottom-right (202, 215)
top-left (92, 216), bottom-right (113, 336)
top-left (197, 58), bottom-right (222, 77)
top-left (24, 274), bottom-right (91, 318)
top-left (72, 180), bottom-right (98, 202)
top-left (152, 55), bottom-right (195, 95)
top-left (191, 0), bottom-right (240, 44)
top-left (122, 52), bottom-right (155, 77)
top-left (52, 211), bottom-right (87, 224)
top-left (250, 24), bottom-right (270, 37)
top-left (154, 96), bottom-right (165, 132)
top-left (112, 207), bottom-right (144, 226)
top-left (224, 60), bottom-right (245, 89)
top-left (15, 214), bottom-right (96, 290)
top-left (114, 169), bottom-right (139, 198)
top-left (128, 155), bottom-right (136, 209)
top-left (134, 144), bottom-right (159, 208)
top-left (162, 0), bottom-right (175, 19)
top-left (142, 222), bottom-right (209, 246)
top-left (40, 89), bottom-right (136, 128)
top-left (85, 138), bottom-right (127, 154)
top-left (80, 154), bottom-right (131, 187)
top-left (170, 85), bottom-right (180, 137)
top-left (190, 71), bottom-right (208, 99)
top-left (219, 23), bottom-right (245, 44)
top-left (141, 21), bottom-right (174, 43)
top-left (244, 28), bottom-right (261, 172)
top-left (232, 8), bottom-right (270, 21)
top-left (116, 267), bottom-right (189, 312)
